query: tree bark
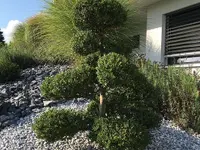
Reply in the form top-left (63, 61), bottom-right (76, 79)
top-left (99, 91), bottom-right (105, 117)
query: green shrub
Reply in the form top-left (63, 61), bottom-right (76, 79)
top-left (41, 64), bottom-right (97, 100)
top-left (104, 86), bottom-right (161, 129)
top-left (34, 1), bottom-right (161, 149)
top-left (90, 117), bottom-right (150, 150)
top-left (96, 53), bottom-right (130, 88)
top-left (72, 31), bottom-right (99, 55)
top-left (72, 0), bottom-right (135, 56)
top-left (6, 49), bottom-right (38, 69)
top-left (96, 53), bottom-right (161, 129)
top-left (0, 56), bottom-right (20, 83)
top-left (135, 57), bottom-right (199, 131)
top-left (32, 109), bottom-right (91, 142)
top-left (74, 0), bottom-right (127, 31)
top-left (86, 100), bottom-right (99, 118)
top-left (9, 16), bottom-right (43, 68)
top-left (83, 51), bottom-right (101, 68)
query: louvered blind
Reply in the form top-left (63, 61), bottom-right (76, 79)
top-left (165, 5), bottom-right (200, 55)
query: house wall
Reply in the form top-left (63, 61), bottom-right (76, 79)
top-left (146, 0), bottom-right (200, 63)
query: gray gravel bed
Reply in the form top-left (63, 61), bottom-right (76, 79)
top-left (0, 99), bottom-right (101, 150)
top-left (146, 119), bottom-right (200, 150)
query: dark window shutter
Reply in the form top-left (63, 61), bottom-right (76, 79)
top-left (166, 5), bottom-right (200, 55)
top-left (165, 4), bottom-right (200, 65)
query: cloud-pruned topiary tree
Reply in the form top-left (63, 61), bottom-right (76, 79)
top-left (34, 0), bottom-right (161, 149)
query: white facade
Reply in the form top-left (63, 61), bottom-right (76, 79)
top-left (143, 0), bottom-right (200, 65)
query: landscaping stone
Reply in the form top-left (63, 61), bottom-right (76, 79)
top-left (0, 100), bottom-right (102, 150)
top-left (0, 64), bottom-right (68, 130)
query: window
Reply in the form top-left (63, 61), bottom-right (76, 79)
top-left (165, 4), bottom-right (200, 65)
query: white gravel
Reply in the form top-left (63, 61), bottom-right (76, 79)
top-left (0, 99), bottom-right (101, 150)
top-left (1, 100), bottom-right (200, 150)
top-left (146, 119), bottom-right (200, 150)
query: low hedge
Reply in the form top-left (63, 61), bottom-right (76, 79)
top-left (32, 109), bottom-right (92, 142)
top-left (41, 64), bottom-right (97, 100)
top-left (90, 117), bottom-right (150, 150)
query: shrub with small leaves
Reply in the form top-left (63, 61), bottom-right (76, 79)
top-left (104, 86), bottom-right (161, 129)
top-left (72, 31), bottom-right (99, 55)
top-left (90, 117), bottom-right (150, 150)
top-left (74, 0), bottom-right (127, 31)
top-left (41, 64), bottom-right (97, 100)
top-left (86, 100), bottom-right (99, 118)
top-left (32, 109), bottom-right (92, 142)
top-left (96, 53), bottom-right (131, 88)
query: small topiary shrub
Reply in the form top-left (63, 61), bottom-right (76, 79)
top-left (41, 64), bottom-right (97, 100)
top-left (90, 117), bottom-right (150, 150)
top-left (0, 57), bottom-right (20, 83)
top-left (35, 0), bottom-right (161, 149)
top-left (74, 0), bottom-right (127, 31)
top-left (32, 109), bottom-right (92, 142)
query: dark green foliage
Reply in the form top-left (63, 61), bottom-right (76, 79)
top-left (96, 53), bottom-right (161, 129)
top-left (74, 0), bottom-right (127, 31)
top-left (72, 0), bottom-right (133, 56)
top-left (90, 118), bottom-right (150, 150)
top-left (0, 29), bottom-right (5, 46)
top-left (104, 86), bottom-right (161, 129)
top-left (72, 31), bottom-right (99, 55)
top-left (72, 31), bottom-right (133, 56)
top-left (41, 64), bottom-right (97, 100)
top-left (7, 51), bottom-right (38, 69)
top-left (96, 53), bottom-right (130, 88)
top-left (135, 58), bottom-right (200, 131)
top-left (86, 100), bottom-right (99, 118)
top-left (0, 58), bottom-right (20, 83)
top-left (98, 34), bottom-right (133, 55)
top-left (32, 109), bottom-right (91, 142)
top-left (83, 51), bottom-right (101, 68)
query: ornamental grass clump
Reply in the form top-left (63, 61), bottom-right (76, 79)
top-left (33, 0), bottom-right (161, 149)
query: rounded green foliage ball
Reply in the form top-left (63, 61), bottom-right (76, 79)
top-left (32, 109), bottom-right (91, 142)
top-left (90, 117), bottom-right (150, 150)
top-left (74, 0), bottom-right (127, 31)
top-left (104, 86), bottom-right (161, 129)
top-left (41, 64), bottom-right (97, 100)
top-left (96, 52), bottom-right (132, 88)
top-left (72, 31), bottom-right (99, 55)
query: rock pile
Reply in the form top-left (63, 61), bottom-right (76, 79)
top-left (0, 65), bottom-right (68, 130)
